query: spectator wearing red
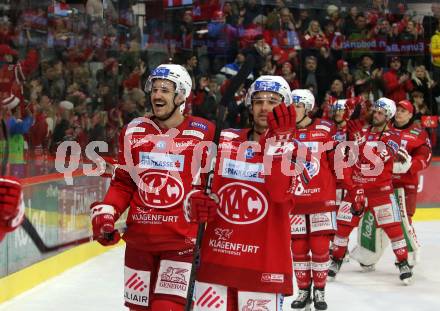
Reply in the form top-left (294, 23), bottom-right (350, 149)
top-left (323, 20), bottom-right (344, 53)
top-left (268, 8), bottom-right (301, 51)
top-left (302, 20), bottom-right (329, 50)
top-left (280, 61), bottom-right (299, 90)
top-left (0, 19), bottom-right (15, 46)
top-left (382, 56), bottom-right (413, 103)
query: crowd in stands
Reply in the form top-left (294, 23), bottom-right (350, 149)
top-left (0, 0), bottom-right (440, 178)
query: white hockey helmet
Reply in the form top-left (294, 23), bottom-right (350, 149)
top-left (291, 89), bottom-right (315, 112)
top-left (374, 97), bottom-right (396, 119)
top-left (245, 75), bottom-right (292, 107)
top-left (332, 99), bottom-right (347, 111)
top-left (145, 64), bottom-right (192, 113)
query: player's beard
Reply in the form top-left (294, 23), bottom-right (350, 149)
top-left (372, 118), bottom-right (387, 128)
top-left (254, 114), bottom-right (268, 131)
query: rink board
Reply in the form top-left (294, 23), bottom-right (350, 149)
top-left (0, 208), bottom-right (438, 304)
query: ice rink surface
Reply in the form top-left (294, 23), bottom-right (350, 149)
top-left (1, 221), bottom-right (439, 311)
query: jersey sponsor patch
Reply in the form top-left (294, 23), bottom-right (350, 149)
top-left (124, 267), bottom-right (150, 307)
top-left (125, 126), bottom-right (146, 134)
top-left (190, 121), bottom-right (208, 131)
top-left (221, 158), bottom-right (264, 183)
top-left (310, 211), bottom-right (337, 233)
top-left (194, 282), bottom-right (227, 311)
top-left (261, 273), bottom-right (284, 283)
top-left (221, 131), bottom-right (240, 139)
top-left (373, 203), bottom-right (400, 226)
top-left (336, 201), bottom-right (354, 223)
top-left (410, 129), bottom-right (421, 135)
top-left (386, 139), bottom-right (399, 153)
top-left (139, 152), bottom-right (184, 171)
top-left (311, 130), bottom-right (326, 138)
top-left (182, 129), bottom-right (205, 139)
top-left (217, 182), bottom-right (268, 225)
top-left (138, 171), bottom-right (184, 209)
top-left (316, 124), bottom-right (331, 132)
top-left (320, 120), bottom-right (333, 126)
top-left (154, 260), bottom-right (191, 298)
top-left (173, 139), bottom-right (196, 150)
top-left (290, 214), bottom-right (307, 235)
top-left (238, 291), bottom-right (280, 311)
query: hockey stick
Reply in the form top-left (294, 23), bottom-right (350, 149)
top-left (1, 119), bottom-right (119, 253)
top-left (185, 52), bottom-right (254, 310)
top-left (185, 128), bottom-right (220, 311)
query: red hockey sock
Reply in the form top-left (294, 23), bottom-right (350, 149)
top-left (383, 225), bottom-right (408, 262)
top-left (310, 235), bottom-right (331, 288)
top-left (332, 224), bottom-right (353, 260)
top-left (291, 238), bottom-right (312, 289)
top-left (151, 299), bottom-right (184, 311)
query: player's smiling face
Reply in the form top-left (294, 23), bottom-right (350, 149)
top-left (150, 79), bottom-right (176, 118)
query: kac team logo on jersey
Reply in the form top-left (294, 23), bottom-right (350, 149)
top-left (138, 172), bottom-right (184, 208)
top-left (217, 182), bottom-right (268, 224)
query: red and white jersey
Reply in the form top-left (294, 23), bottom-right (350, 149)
top-left (102, 116), bottom-right (215, 251)
top-left (197, 128), bottom-right (295, 294)
top-left (391, 124), bottom-right (432, 190)
top-left (293, 118), bottom-right (337, 214)
top-left (352, 127), bottom-right (401, 203)
top-left (333, 125), bottom-right (349, 191)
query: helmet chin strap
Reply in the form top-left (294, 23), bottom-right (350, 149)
top-left (296, 114), bottom-right (307, 126)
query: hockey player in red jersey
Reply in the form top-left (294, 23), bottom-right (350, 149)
top-left (289, 89), bottom-right (337, 311)
top-left (90, 64), bottom-right (216, 311)
top-left (329, 99), bottom-right (352, 205)
top-left (328, 97), bottom-right (413, 285)
top-left (185, 76), bottom-right (308, 311)
top-left (352, 100), bottom-right (432, 268)
top-left (392, 100), bottom-right (432, 224)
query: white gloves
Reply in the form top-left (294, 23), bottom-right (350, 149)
top-left (393, 148), bottom-right (412, 174)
